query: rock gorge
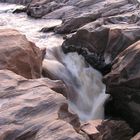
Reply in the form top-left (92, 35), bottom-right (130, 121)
top-left (0, 0), bottom-right (140, 140)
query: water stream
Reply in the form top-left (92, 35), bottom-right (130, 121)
top-left (0, 3), bottom-right (109, 121)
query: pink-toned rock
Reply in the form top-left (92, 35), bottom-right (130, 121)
top-left (0, 70), bottom-right (85, 140)
top-left (0, 29), bottom-right (43, 79)
top-left (81, 120), bottom-right (133, 140)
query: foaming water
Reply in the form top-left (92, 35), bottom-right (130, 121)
top-left (0, 3), bottom-right (109, 120)
top-left (0, 3), bottom-right (62, 48)
top-left (43, 52), bottom-right (109, 120)
top-left (62, 53), bottom-right (109, 120)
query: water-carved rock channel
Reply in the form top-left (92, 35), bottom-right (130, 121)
top-left (0, 2), bottom-right (108, 121)
top-left (0, 1), bottom-right (140, 140)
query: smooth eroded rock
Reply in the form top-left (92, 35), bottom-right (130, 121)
top-left (0, 70), bottom-right (85, 140)
top-left (0, 29), bottom-right (43, 79)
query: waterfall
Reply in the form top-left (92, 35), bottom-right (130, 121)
top-left (0, 2), bottom-right (109, 121)
top-left (44, 50), bottom-right (109, 120)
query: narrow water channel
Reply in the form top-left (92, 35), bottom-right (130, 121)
top-left (0, 3), bottom-right (109, 121)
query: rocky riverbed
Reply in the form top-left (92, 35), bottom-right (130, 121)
top-left (0, 0), bottom-right (140, 140)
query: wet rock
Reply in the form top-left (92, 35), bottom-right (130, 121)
top-left (81, 120), bottom-right (133, 140)
top-left (0, 29), bottom-right (43, 79)
top-left (61, 26), bottom-right (111, 74)
top-left (61, 19), bottom-right (140, 74)
top-left (0, 70), bottom-right (85, 140)
top-left (62, 26), bottom-right (109, 56)
top-left (12, 6), bottom-right (27, 13)
top-left (104, 40), bottom-right (140, 132)
top-left (40, 19), bottom-right (62, 33)
top-left (40, 25), bottom-right (56, 32)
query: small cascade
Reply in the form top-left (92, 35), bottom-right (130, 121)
top-left (0, 2), bottom-right (109, 121)
top-left (62, 53), bottom-right (109, 120)
top-left (44, 49), bottom-right (109, 120)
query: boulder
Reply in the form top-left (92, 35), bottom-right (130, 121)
top-left (81, 120), bottom-right (133, 140)
top-left (55, 12), bottom-right (100, 34)
top-left (55, 0), bottom-right (132, 34)
top-left (25, 0), bottom-right (134, 34)
top-left (0, 29), bottom-right (43, 79)
top-left (61, 23), bottom-right (140, 74)
top-left (0, 70), bottom-right (85, 140)
top-left (104, 40), bottom-right (140, 132)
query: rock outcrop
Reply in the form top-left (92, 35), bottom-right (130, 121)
top-left (103, 41), bottom-right (140, 132)
top-left (81, 120), bottom-right (133, 140)
top-left (0, 68), bottom-right (135, 140)
top-left (0, 0), bottom-right (140, 138)
top-left (55, 0), bottom-right (140, 133)
top-left (0, 70), bottom-right (85, 140)
top-left (62, 23), bottom-right (140, 75)
top-left (0, 0), bottom-right (32, 5)
top-left (0, 29), bottom-right (43, 79)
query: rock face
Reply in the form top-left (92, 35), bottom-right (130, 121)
top-left (0, 70), bottom-right (85, 140)
top-left (55, 0), bottom-right (140, 133)
top-left (62, 23), bottom-right (140, 75)
top-left (103, 41), bottom-right (140, 132)
top-left (1, 0), bottom-right (140, 138)
top-left (0, 29), bottom-right (43, 79)
top-left (0, 52), bottom-right (135, 140)
top-left (81, 120), bottom-right (133, 140)
top-left (0, 0), bottom-right (32, 5)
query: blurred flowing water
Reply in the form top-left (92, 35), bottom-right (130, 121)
top-left (0, 3), bottom-right (109, 121)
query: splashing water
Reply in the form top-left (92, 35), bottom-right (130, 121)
top-left (0, 3), bottom-right (109, 121)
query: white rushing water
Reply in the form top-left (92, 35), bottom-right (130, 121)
top-left (0, 3), bottom-right (109, 121)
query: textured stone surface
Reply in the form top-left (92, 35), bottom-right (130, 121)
top-left (81, 120), bottom-right (133, 140)
top-left (0, 29), bottom-right (43, 79)
top-left (0, 70), bottom-right (85, 140)
top-left (104, 41), bottom-right (140, 132)
top-left (0, 0), bottom-right (32, 5)
top-left (1, 0), bottom-right (140, 137)
top-left (57, 0), bottom-right (140, 133)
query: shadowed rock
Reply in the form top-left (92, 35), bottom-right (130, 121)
top-left (104, 41), bottom-right (140, 132)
